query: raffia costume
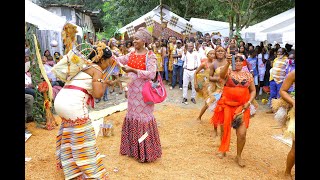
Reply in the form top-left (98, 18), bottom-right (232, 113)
top-left (196, 62), bottom-right (224, 114)
top-left (271, 90), bottom-right (295, 139)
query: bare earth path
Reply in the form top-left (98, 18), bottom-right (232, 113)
top-left (25, 86), bottom-right (294, 180)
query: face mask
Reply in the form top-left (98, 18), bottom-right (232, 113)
top-left (288, 59), bottom-right (295, 65)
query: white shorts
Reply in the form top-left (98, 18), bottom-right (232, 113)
top-left (254, 75), bottom-right (258, 85)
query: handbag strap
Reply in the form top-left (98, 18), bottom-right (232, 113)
top-left (153, 84), bottom-right (166, 97)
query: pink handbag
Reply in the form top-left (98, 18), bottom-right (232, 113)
top-left (142, 73), bottom-right (167, 104)
top-left (142, 51), bottom-right (167, 104)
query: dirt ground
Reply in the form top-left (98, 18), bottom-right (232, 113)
top-left (25, 87), bottom-right (294, 180)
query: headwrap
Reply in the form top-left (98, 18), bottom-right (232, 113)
top-left (205, 47), bottom-right (214, 56)
top-left (134, 27), bottom-right (152, 44)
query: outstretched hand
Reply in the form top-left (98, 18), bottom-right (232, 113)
top-left (121, 65), bottom-right (136, 74)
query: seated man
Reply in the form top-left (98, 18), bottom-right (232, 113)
top-left (25, 94), bottom-right (34, 133)
top-left (25, 71), bottom-right (35, 98)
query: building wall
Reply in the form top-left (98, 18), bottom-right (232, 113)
top-left (46, 7), bottom-right (95, 34)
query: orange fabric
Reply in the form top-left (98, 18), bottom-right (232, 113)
top-left (212, 86), bottom-right (251, 153)
top-left (127, 51), bottom-right (152, 70)
top-left (242, 60), bottom-right (247, 66)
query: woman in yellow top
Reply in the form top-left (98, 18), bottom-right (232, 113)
top-left (153, 39), bottom-right (164, 74)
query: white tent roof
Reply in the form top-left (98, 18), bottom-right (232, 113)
top-left (189, 18), bottom-right (230, 37)
top-left (118, 5), bottom-right (199, 34)
top-left (25, 0), bottom-right (82, 35)
top-left (241, 8), bottom-right (295, 46)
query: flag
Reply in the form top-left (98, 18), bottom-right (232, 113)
top-left (145, 16), bottom-right (154, 34)
top-left (126, 25), bottom-right (135, 38)
top-left (169, 16), bottom-right (179, 27)
top-left (185, 23), bottom-right (193, 35)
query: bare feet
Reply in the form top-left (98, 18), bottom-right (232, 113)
top-left (266, 109), bottom-right (273, 114)
top-left (196, 117), bottom-right (201, 122)
top-left (212, 130), bottom-right (218, 138)
top-left (235, 156), bottom-right (246, 167)
top-left (284, 173), bottom-right (293, 180)
top-left (216, 152), bottom-right (226, 159)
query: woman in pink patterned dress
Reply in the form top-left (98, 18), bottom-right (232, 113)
top-left (115, 27), bottom-right (161, 162)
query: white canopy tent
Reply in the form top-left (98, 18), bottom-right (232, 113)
top-left (189, 18), bottom-right (230, 38)
top-left (241, 8), bottom-right (295, 47)
top-left (25, 0), bottom-right (83, 55)
top-left (25, 0), bottom-right (83, 35)
top-left (118, 5), bottom-right (199, 36)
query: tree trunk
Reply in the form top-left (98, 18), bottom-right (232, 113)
top-left (184, 1), bottom-right (189, 19)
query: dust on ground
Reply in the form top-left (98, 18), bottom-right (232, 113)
top-left (25, 86), bottom-right (294, 180)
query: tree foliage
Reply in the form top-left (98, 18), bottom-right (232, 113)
top-left (37, 0), bottom-right (294, 38)
top-left (25, 23), bottom-right (46, 128)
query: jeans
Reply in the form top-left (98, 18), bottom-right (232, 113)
top-left (103, 87), bottom-right (109, 100)
top-left (25, 94), bottom-right (34, 122)
top-left (172, 64), bottom-right (183, 88)
top-left (163, 57), bottom-right (169, 81)
top-left (25, 88), bottom-right (35, 98)
top-left (268, 80), bottom-right (283, 106)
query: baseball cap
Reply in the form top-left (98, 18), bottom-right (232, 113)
top-left (176, 40), bottom-right (182, 43)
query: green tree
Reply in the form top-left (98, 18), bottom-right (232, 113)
top-left (217, 0), bottom-right (295, 37)
top-left (25, 23), bottom-right (46, 128)
top-left (36, 0), bottom-right (295, 39)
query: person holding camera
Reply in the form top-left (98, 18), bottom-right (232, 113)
top-left (53, 52), bottom-right (62, 63)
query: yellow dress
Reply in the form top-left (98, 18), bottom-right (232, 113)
top-left (168, 43), bottom-right (176, 71)
top-left (154, 47), bottom-right (163, 72)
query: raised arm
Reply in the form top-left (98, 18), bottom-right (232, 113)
top-left (220, 54), bottom-right (232, 79)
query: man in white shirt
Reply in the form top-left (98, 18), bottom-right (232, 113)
top-left (181, 42), bottom-right (201, 104)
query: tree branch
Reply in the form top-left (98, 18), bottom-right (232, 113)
top-left (254, 0), bottom-right (282, 10)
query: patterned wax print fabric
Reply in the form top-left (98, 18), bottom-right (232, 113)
top-left (116, 51), bottom-right (162, 162)
top-left (54, 70), bottom-right (108, 180)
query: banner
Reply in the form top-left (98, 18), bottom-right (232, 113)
top-left (145, 16), bottom-right (155, 35)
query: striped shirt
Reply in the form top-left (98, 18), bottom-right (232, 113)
top-left (270, 56), bottom-right (288, 84)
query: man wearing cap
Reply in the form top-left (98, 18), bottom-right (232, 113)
top-left (285, 43), bottom-right (294, 55)
top-left (170, 39), bottom-right (184, 90)
top-left (181, 42), bottom-right (201, 104)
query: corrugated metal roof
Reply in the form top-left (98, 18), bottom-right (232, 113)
top-left (42, 4), bottom-right (103, 32)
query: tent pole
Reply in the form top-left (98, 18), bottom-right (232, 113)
top-left (160, 0), bottom-right (163, 39)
